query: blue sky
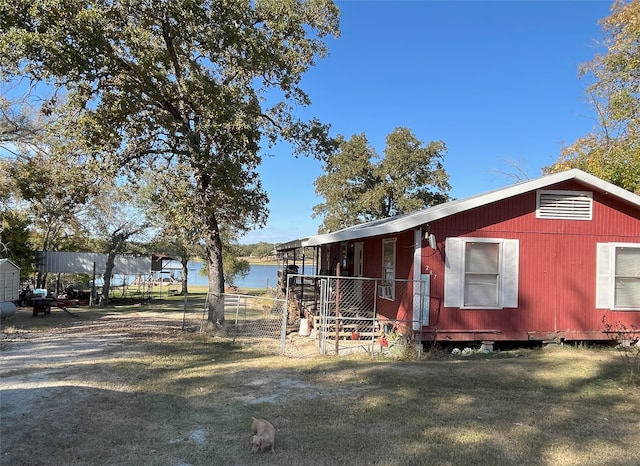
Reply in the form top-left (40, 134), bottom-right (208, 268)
top-left (241, 0), bottom-right (613, 245)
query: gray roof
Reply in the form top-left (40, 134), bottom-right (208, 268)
top-left (276, 238), bottom-right (310, 252)
top-left (37, 251), bottom-right (152, 275)
top-left (0, 258), bottom-right (20, 271)
top-left (285, 169), bottom-right (640, 248)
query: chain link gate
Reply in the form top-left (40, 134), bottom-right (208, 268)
top-left (198, 292), bottom-right (287, 340)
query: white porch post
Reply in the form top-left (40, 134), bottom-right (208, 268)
top-left (413, 229), bottom-right (422, 330)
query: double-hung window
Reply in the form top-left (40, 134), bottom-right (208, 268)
top-left (444, 237), bottom-right (519, 309)
top-left (464, 242), bottom-right (500, 307)
top-left (596, 243), bottom-right (640, 310)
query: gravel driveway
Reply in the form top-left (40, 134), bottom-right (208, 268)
top-left (0, 312), bottom-right (187, 465)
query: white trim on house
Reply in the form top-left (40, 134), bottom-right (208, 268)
top-left (300, 169), bottom-right (640, 247)
top-left (596, 242), bottom-right (640, 310)
top-left (380, 238), bottom-right (396, 300)
top-left (276, 238), bottom-right (311, 251)
top-left (444, 237), bottom-right (519, 309)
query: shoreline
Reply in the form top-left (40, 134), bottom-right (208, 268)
top-left (241, 257), bottom-right (279, 265)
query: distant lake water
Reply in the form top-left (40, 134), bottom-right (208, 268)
top-left (185, 262), bottom-right (315, 289)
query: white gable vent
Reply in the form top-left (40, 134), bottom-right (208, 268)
top-left (536, 190), bottom-right (593, 220)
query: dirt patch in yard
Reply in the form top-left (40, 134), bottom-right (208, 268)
top-left (1, 312), bottom-right (181, 463)
top-left (0, 309), bottom-right (333, 465)
top-left (3, 308), bottom-right (639, 466)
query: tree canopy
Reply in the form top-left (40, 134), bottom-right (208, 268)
top-left (313, 127), bottom-right (451, 233)
top-left (0, 172), bottom-right (33, 279)
top-left (0, 0), bottom-right (340, 326)
top-left (546, 0), bottom-right (640, 194)
top-left (1, 99), bottom-right (100, 269)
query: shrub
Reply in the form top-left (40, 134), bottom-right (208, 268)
top-left (602, 315), bottom-right (640, 383)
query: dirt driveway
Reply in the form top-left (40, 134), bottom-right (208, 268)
top-left (1, 312), bottom-right (214, 465)
top-left (5, 309), bottom-right (638, 466)
top-left (0, 310), bottom-right (323, 465)
top-left (2, 326), bottom-right (134, 415)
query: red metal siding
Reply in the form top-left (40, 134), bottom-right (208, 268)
top-left (362, 239), bottom-right (382, 279)
top-left (422, 181), bottom-right (640, 342)
top-left (361, 231), bottom-right (415, 320)
top-left (321, 233), bottom-right (416, 322)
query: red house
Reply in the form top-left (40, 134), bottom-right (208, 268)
top-left (281, 169), bottom-right (640, 346)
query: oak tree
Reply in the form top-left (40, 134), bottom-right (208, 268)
top-left (313, 127), bottom-right (451, 233)
top-left (81, 179), bottom-right (150, 306)
top-left (1, 99), bottom-right (100, 286)
top-left (0, 0), bottom-right (339, 326)
top-left (546, 0), bottom-right (640, 194)
top-left (140, 166), bottom-right (249, 294)
top-left (0, 157), bottom-right (33, 279)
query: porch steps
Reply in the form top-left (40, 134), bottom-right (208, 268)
top-left (312, 315), bottom-right (382, 340)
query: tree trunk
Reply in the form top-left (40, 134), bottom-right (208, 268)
top-left (101, 229), bottom-right (128, 307)
top-left (38, 272), bottom-right (47, 290)
top-left (101, 249), bottom-right (117, 306)
top-left (35, 252), bottom-right (46, 289)
top-left (204, 213), bottom-right (225, 327)
top-left (181, 256), bottom-right (189, 295)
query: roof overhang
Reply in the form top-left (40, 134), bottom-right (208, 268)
top-left (275, 238), bottom-right (310, 252)
top-left (291, 169), bottom-right (640, 247)
top-left (151, 254), bottom-right (178, 272)
top-left (0, 258), bottom-right (20, 271)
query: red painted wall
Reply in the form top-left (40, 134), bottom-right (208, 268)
top-left (421, 181), bottom-right (640, 342)
top-left (322, 231), bottom-right (417, 323)
top-left (316, 180), bottom-right (639, 343)
top-left (366, 231), bottom-right (415, 321)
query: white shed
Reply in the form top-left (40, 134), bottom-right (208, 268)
top-left (0, 259), bottom-right (21, 302)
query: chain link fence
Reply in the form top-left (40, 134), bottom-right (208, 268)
top-left (283, 274), bottom-right (427, 358)
top-left (177, 291), bottom-right (287, 341)
top-left (175, 274), bottom-right (427, 359)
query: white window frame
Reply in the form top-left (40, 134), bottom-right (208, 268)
top-left (536, 189), bottom-right (593, 220)
top-left (379, 238), bottom-right (396, 301)
top-left (596, 242), bottom-right (640, 311)
top-left (444, 237), bottom-right (519, 309)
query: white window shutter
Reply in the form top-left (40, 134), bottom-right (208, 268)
top-left (596, 243), bottom-right (611, 309)
top-left (444, 237), bottom-right (463, 307)
top-left (500, 239), bottom-right (519, 308)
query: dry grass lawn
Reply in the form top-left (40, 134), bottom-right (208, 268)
top-left (1, 303), bottom-right (639, 466)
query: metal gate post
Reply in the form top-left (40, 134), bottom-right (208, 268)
top-left (319, 279), bottom-right (329, 355)
top-left (281, 275), bottom-right (292, 354)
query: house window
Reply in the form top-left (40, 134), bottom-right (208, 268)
top-left (464, 242), bottom-right (500, 307)
top-left (379, 239), bottom-right (396, 300)
top-left (444, 237), bottom-right (519, 309)
top-left (596, 243), bottom-right (640, 310)
top-left (536, 190), bottom-right (593, 220)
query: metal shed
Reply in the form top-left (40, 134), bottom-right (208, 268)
top-left (0, 259), bottom-right (21, 302)
top-left (37, 251), bottom-right (152, 275)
